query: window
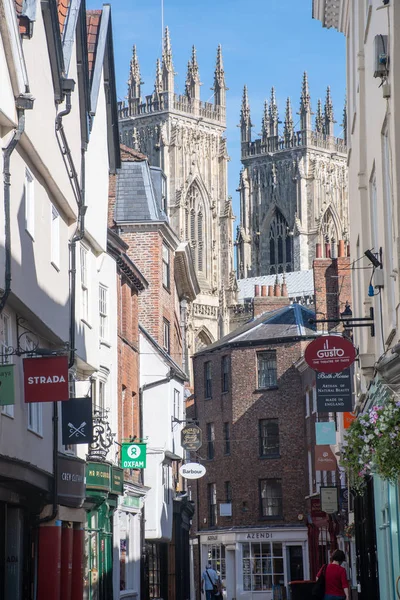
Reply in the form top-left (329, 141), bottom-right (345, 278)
top-left (51, 204), bottom-right (60, 268)
top-left (268, 210), bottom-right (292, 274)
top-left (163, 318), bottom-right (170, 354)
top-left (99, 285), bottom-right (108, 340)
top-left (1, 313), bottom-right (13, 418)
top-left (259, 419), bottom-right (280, 457)
top-left (305, 390), bottom-right (310, 418)
top-left (225, 481), bottom-right (232, 503)
top-left (161, 176), bottom-right (167, 213)
top-left (312, 386), bottom-right (317, 413)
top-left (221, 356), bottom-right (230, 392)
top-left (204, 361), bottom-right (212, 398)
top-left (186, 183), bottom-right (207, 275)
top-left (26, 337), bottom-right (42, 434)
top-left (257, 352), bottom-right (277, 389)
top-left (163, 463), bottom-right (170, 503)
top-left (25, 168), bottom-right (35, 238)
top-left (260, 479), bottom-right (282, 518)
top-left (80, 244), bottom-right (89, 322)
top-left (147, 542), bottom-right (162, 599)
top-left (208, 483), bottom-right (217, 527)
top-left (242, 541), bottom-right (284, 591)
top-left (98, 379), bottom-right (106, 412)
top-left (207, 544), bottom-right (226, 580)
top-left (207, 422), bottom-right (215, 460)
top-left (223, 422), bottom-right (231, 455)
top-left (173, 389), bottom-right (180, 420)
top-left (162, 244), bottom-right (170, 289)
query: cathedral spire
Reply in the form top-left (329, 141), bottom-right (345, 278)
top-left (284, 97), bottom-right (294, 143)
top-left (185, 45), bottom-right (201, 100)
top-left (324, 86), bottom-right (334, 135)
top-left (342, 97), bottom-right (347, 145)
top-left (315, 98), bottom-right (324, 133)
top-left (269, 87), bottom-right (279, 137)
top-left (162, 26), bottom-right (174, 92)
top-left (128, 45), bottom-right (141, 102)
top-left (299, 71), bottom-right (312, 130)
top-left (213, 45), bottom-right (227, 107)
top-left (261, 100), bottom-right (270, 141)
top-left (154, 58), bottom-right (163, 96)
top-left (240, 85), bottom-right (252, 144)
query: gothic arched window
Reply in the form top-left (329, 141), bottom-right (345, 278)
top-left (268, 210), bottom-right (293, 274)
top-left (321, 207), bottom-right (339, 257)
top-left (185, 184), bottom-right (207, 276)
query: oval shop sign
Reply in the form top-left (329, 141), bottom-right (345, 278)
top-left (179, 463), bottom-right (206, 480)
top-left (305, 335), bottom-right (356, 373)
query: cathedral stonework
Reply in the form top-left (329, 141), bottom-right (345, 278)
top-left (236, 74), bottom-right (348, 278)
top-left (118, 29), bottom-right (235, 353)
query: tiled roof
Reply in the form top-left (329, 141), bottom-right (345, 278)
top-left (195, 303), bottom-right (317, 355)
top-left (14, 0), bottom-right (30, 35)
top-left (238, 270), bottom-right (314, 300)
top-left (120, 144), bottom-right (147, 162)
top-left (86, 10), bottom-right (102, 80)
top-left (57, 0), bottom-right (70, 35)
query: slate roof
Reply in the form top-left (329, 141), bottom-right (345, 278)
top-left (195, 303), bottom-right (317, 355)
top-left (238, 270), bottom-right (314, 300)
top-left (86, 10), bottom-right (102, 81)
top-left (114, 160), bottom-right (168, 224)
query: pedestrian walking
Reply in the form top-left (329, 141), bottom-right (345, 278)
top-left (201, 562), bottom-right (220, 599)
top-left (316, 549), bottom-right (349, 600)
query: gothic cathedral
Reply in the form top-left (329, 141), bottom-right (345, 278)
top-left (236, 74), bottom-right (348, 278)
top-left (118, 29), bottom-right (235, 352)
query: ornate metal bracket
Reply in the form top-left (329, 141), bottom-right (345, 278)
top-left (87, 407), bottom-right (116, 462)
top-left (0, 315), bottom-right (69, 360)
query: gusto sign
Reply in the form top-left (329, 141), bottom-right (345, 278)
top-left (305, 336), bottom-right (356, 373)
top-left (23, 356), bottom-right (69, 403)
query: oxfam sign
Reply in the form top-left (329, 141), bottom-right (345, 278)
top-left (121, 444), bottom-right (147, 469)
top-left (305, 336), bottom-right (356, 373)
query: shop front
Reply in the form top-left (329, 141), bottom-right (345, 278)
top-left (199, 528), bottom-right (308, 600)
top-left (85, 461), bottom-right (124, 600)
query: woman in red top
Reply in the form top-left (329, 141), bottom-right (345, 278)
top-left (316, 549), bottom-right (349, 600)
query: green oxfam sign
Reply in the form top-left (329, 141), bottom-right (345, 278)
top-left (121, 443), bottom-right (147, 469)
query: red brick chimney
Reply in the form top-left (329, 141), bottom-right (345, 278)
top-left (313, 242), bottom-right (351, 332)
top-left (253, 276), bottom-right (290, 318)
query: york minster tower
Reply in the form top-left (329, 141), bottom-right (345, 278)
top-left (118, 29), bottom-right (235, 350)
top-left (236, 74), bottom-right (348, 278)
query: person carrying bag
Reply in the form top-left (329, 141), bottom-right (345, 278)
top-left (314, 550), bottom-right (349, 600)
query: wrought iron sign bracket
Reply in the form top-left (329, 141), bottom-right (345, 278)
top-left (171, 417), bottom-right (199, 425)
top-left (0, 315), bottom-right (70, 359)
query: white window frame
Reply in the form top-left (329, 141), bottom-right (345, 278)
top-left (163, 318), bottom-right (170, 353)
top-left (312, 386), bottom-right (317, 414)
top-left (162, 244), bottom-right (170, 290)
top-left (1, 313), bottom-right (13, 418)
top-left (99, 284), bottom-right (108, 340)
top-left (51, 204), bottom-right (60, 269)
top-left (25, 168), bottom-right (35, 239)
top-left (26, 337), bottom-right (43, 435)
top-left (80, 244), bottom-right (89, 324)
top-left (173, 389), bottom-right (180, 420)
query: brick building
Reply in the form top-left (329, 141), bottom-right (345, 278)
top-left (189, 284), bottom-right (318, 600)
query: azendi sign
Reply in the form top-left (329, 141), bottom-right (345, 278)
top-left (23, 356), bottom-right (69, 403)
top-left (304, 336), bottom-right (356, 373)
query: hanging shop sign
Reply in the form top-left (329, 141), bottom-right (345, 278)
top-left (179, 462), bottom-right (206, 479)
top-left (320, 486), bottom-right (339, 514)
top-left (121, 443), bottom-right (147, 469)
top-left (111, 467), bottom-right (124, 495)
top-left (0, 364), bottom-right (15, 406)
top-left (61, 397), bottom-right (93, 445)
top-left (315, 445), bottom-right (337, 471)
top-left (305, 336), bottom-right (356, 373)
top-left (315, 421), bottom-right (336, 445)
top-left (181, 424), bottom-right (202, 452)
top-left (86, 462), bottom-right (111, 491)
top-left (57, 455), bottom-right (86, 508)
top-left (23, 356), bottom-right (69, 403)
top-left (343, 411), bottom-right (357, 429)
top-left (316, 368), bottom-right (353, 412)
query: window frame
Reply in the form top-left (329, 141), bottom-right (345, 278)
top-left (51, 203), bottom-right (60, 269)
top-left (26, 337), bottom-right (43, 435)
top-left (259, 419), bottom-right (280, 458)
top-left (221, 355), bottom-right (230, 393)
top-left (162, 243), bottom-right (170, 290)
top-left (224, 481), bottom-right (232, 503)
top-left (80, 244), bottom-right (89, 324)
top-left (257, 351), bottom-right (277, 390)
top-left (207, 422), bottom-right (215, 460)
top-left (25, 168), bottom-right (35, 239)
top-left (163, 318), bottom-right (170, 354)
top-left (1, 313), bottom-right (13, 418)
top-left (99, 284), bottom-right (108, 341)
top-left (204, 361), bottom-right (212, 399)
top-left (259, 478), bottom-right (283, 519)
top-left (223, 422), bottom-right (231, 455)
top-left (208, 482), bottom-right (217, 527)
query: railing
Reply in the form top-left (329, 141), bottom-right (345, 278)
top-left (241, 129), bottom-right (346, 158)
top-left (118, 92), bottom-right (225, 123)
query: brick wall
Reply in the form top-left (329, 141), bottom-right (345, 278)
top-left (313, 257), bottom-right (351, 331)
top-left (189, 342), bottom-right (307, 533)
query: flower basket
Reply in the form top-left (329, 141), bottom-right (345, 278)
top-left (340, 397), bottom-right (400, 494)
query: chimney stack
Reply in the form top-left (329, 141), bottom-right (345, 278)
top-left (253, 276), bottom-right (290, 317)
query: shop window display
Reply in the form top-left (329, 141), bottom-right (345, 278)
top-left (242, 542), bottom-right (284, 591)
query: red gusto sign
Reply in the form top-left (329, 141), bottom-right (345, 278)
top-left (305, 336), bottom-right (356, 373)
top-left (24, 356), bottom-right (69, 403)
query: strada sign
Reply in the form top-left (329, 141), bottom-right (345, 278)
top-left (179, 463), bottom-right (206, 479)
top-left (305, 336), bottom-right (356, 373)
top-left (23, 356), bottom-right (69, 403)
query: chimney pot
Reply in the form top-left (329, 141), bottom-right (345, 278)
top-left (254, 285), bottom-right (260, 297)
top-left (347, 244), bottom-right (350, 257)
top-left (268, 285), bottom-right (274, 297)
top-left (274, 281), bottom-right (281, 297)
top-left (325, 242), bottom-right (331, 258)
top-left (316, 243), bottom-right (322, 258)
top-left (261, 285), bottom-right (267, 297)
top-left (281, 283), bottom-right (288, 297)
top-left (338, 240), bottom-right (345, 258)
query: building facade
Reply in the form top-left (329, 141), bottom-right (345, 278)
top-left (189, 296), bottom-right (319, 600)
top-left (236, 77), bottom-right (348, 278)
top-left (118, 31), bottom-right (236, 350)
top-left (313, 1), bottom-right (400, 599)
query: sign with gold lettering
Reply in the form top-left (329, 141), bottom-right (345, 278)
top-left (86, 462), bottom-right (111, 491)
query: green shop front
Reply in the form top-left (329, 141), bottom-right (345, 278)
top-left (84, 462), bottom-right (124, 600)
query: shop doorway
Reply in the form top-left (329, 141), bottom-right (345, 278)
top-left (286, 546), bottom-right (304, 582)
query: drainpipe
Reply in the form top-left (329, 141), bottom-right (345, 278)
top-left (0, 93), bottom-right (34, 315)
top-left (180, 298), bottom-right (188, 375)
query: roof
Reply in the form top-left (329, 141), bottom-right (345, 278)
top-left (238, 270), bottom-right (314, 301)
top-left (57, 0), bottom-right (71, 35)
top-left (86, 10), bottom-right (102, 81)
top-left (139, 325), bottom-right (188, 382)
top-left (114, 161), bottom-right (168, 224)
top-left (107, 229), bottom-right (148, 292)
top-left (195, 303), bottom-right (317, 355)
top-left (120, 144), bottom-right (147, 162)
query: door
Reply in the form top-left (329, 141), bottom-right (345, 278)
top-left (286, 546), bottom-right (304, 583)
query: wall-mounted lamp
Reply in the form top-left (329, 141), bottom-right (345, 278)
top-left (364, 249), bottom-right (382, 268)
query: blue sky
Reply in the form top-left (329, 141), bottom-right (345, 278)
top-left (89, 0), bottom-right (346, 224)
